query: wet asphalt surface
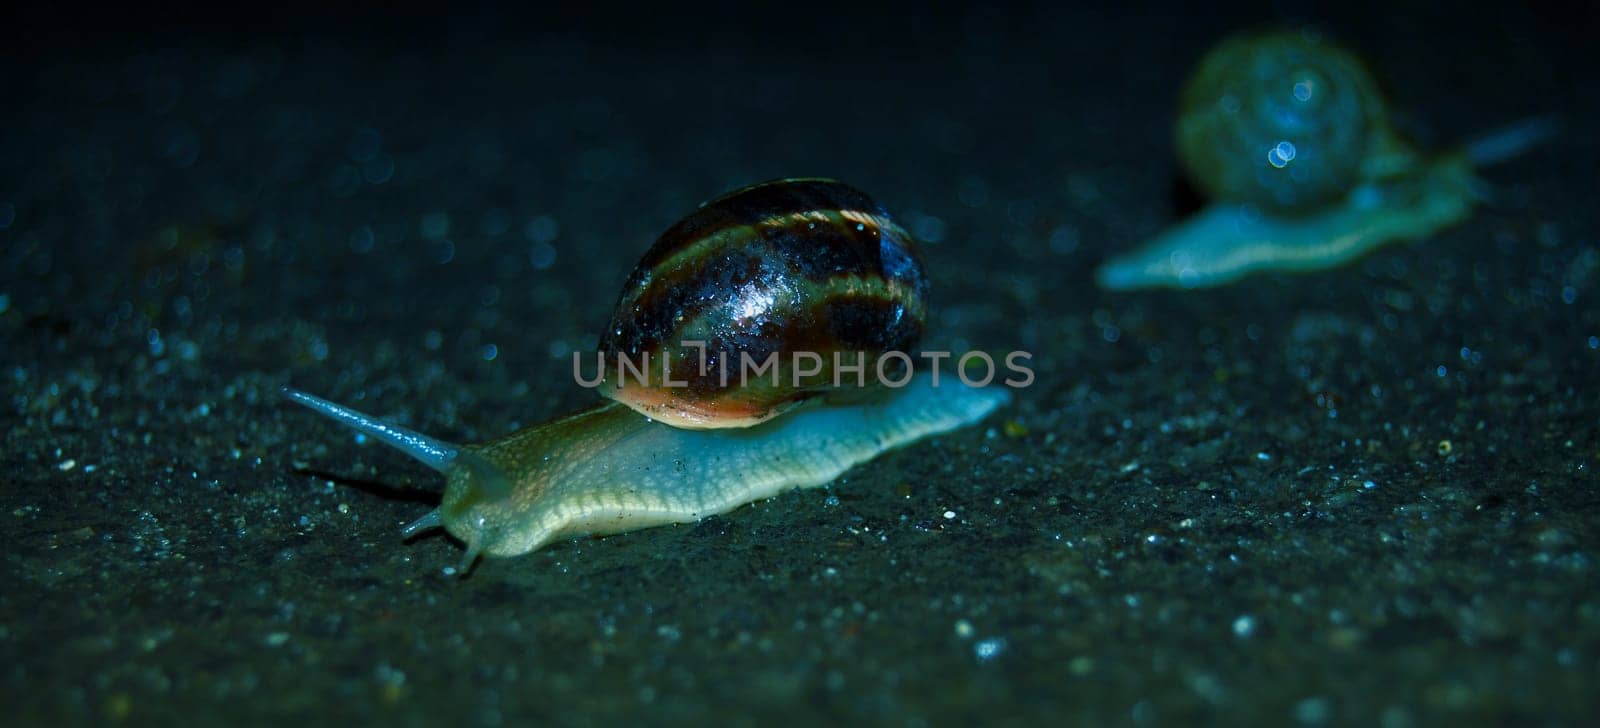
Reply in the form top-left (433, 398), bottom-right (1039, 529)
top-left (2, 3), bottom-right (1597, 725)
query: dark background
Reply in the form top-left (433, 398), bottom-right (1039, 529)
top-left (3, 1), bottom-right (1597, 725)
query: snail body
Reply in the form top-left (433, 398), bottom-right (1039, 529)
top-left (285, 179), bottom-right (1008, 569)
top-left (1096, 28), bottom-right (1556, 290)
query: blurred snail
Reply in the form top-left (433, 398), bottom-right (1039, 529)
top-left (284, 179), bottom-right (1010, 571)
top-left (1096, 27), bottom-right (1558, 290)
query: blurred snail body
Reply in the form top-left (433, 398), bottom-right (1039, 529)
top-left (1096, 28), bottom-right (1556, 290)
top-left (284, 179), bottom-right (1008, 570)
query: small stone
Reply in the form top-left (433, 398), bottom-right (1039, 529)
top-left (974, 637), bottom-right (1006, 662)
top-left (1232, 615), bottom-right (1257, 638)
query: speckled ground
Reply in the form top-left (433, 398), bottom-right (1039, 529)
top-left (3, 3), bottom-right (1597, 725)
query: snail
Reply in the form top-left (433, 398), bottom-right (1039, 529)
top-left (284, 179), bottom-right (1010, 571)
top-left (1095, 27), bottom-right (1559, 290)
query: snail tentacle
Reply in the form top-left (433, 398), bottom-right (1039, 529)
top-left (458, 542), bottom-right (484, 576)
top-left (400, 510), bottom-right (444, 539)
top-left (282, 387), bottom-right (460, 473)
top-left (1461, 115), bottom-right (1563, 167)
top-left (283, 387), bottom-right (518, 515)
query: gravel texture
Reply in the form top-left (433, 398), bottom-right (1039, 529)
top-left (3, 3), bottom-right (1596, 725)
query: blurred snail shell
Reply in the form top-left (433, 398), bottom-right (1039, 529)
top-left (1097, 27), bottom-right (1557, 290)
top-left (1174, 28), bottom-right (1413, 214)
top-left (597, 178), bottom-right (929, 429)
top-left (284, 179), bottom-right (1007, 571)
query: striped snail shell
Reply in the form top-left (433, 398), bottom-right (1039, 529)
top-left (597, 178), bottom-right (929, 429)
top-left (1175, 28), bottom-right (1415, 214)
